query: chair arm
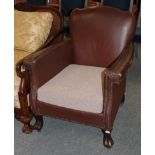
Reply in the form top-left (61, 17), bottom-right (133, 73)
top-left (103, 44), bottom-right (132, 84)
top-left (102, 45), bottom-right (132, 130)
top-left (23, 39), bottom-right (73, 88)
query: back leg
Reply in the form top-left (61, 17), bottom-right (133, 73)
top-left (33, 115), bottom-right (43, 132)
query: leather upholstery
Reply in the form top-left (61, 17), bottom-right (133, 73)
top-left (102, 45), bottom-right (132, 130)
top-left (23, 40), bottom-right (73, 113)
top-left (23, 7), bottom-right (136, 131)
top-left (70, 7), bottom-right (135, 67)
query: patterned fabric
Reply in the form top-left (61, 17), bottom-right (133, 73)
top-left (14, 50), bottom-right (31, 108)
top-left (14, 10), bottom-right (53, 53)
top-left (14, 10), bottom-right (53, 108)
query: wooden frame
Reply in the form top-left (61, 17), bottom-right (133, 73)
top-left (14, 2), bottom-right (64, 133)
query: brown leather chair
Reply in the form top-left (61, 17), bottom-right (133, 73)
top-left (18, 7), bottom-right (136, 148)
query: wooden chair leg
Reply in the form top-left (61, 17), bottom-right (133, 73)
top-left (18, 92), bottom-right (33, 134)
top-left (33, 115), bottom-right (43, 132)
top-left (15, 108), bottom-right (33, 134)
top-left (16, 69), bottom-right (33, 134)
top-left (22, 122), bottom-right (33, 134)
top-left (102, 129), bottom-right (114, 148)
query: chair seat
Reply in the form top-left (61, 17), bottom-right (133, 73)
top-left (38, 64), bottom-right (105, 113)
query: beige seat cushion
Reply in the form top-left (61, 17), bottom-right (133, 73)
top-left (14, 10), bottom-right (53, 53)
top-left (14, 50), bottom-right (31, 108)
top-left (38, 64), bottom-right (105, 113)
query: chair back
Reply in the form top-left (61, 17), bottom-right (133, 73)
top-left (70, 7), bottom-right (136, 67)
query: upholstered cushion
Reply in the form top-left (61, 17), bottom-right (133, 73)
top-left (14, 73), bottom-right (21, 108)
top-left (14, 10), bottom-right (53, 53)
top-left (38, 64), bottom-right (105, 113)
top-left (14, 50), bottom-right (31, 108)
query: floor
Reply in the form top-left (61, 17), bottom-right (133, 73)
top-left (14, 56), bottom-right (141, 155)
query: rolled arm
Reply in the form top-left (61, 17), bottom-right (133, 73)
top-left (23, 39), bottom-right (73, 88)
top-left (103, 44), bottom-right (132, 84)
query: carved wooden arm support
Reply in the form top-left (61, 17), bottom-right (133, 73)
top-left (16, 59), bottom-right (44, 133)
top-left (16, 60), bottom-right (30, 95)
top-left (15, 60), bottom-right (32, 122)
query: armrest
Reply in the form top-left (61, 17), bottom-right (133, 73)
top-left (102, 44), bottom-right (132, 84)
top-left (23, 39), bottom-right (73, 88)
top-left (102, 45), bottom-right (132, 130)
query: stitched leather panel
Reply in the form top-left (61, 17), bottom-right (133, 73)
top-left (36, 100), bottom-right (105, 129)
top-left (70, 7), bottom-right (136, 67)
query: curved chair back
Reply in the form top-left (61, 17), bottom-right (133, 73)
top-left (70, 7), bottom-right (136, 67)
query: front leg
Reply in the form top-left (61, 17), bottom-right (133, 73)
top-left (16, 62), bottom-right (33, 134)
top-left (102, 130), bottom-right (114, 148)
top-left (17, 71), bottom-right (33, 134)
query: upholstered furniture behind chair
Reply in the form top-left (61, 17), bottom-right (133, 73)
top-left (14, 3), bottom-right (63, 119)
top-left (19, 7), bottom-right (136, 148)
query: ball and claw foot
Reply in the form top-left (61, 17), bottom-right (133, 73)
top-left (102, 130), bottom-right (114, 148)
top-left (33, 116), bottom-right (43, 132)
top-left (22, 123), bottom-right (33, 134)
top-left (15, 113), bottom-right (33, 134)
